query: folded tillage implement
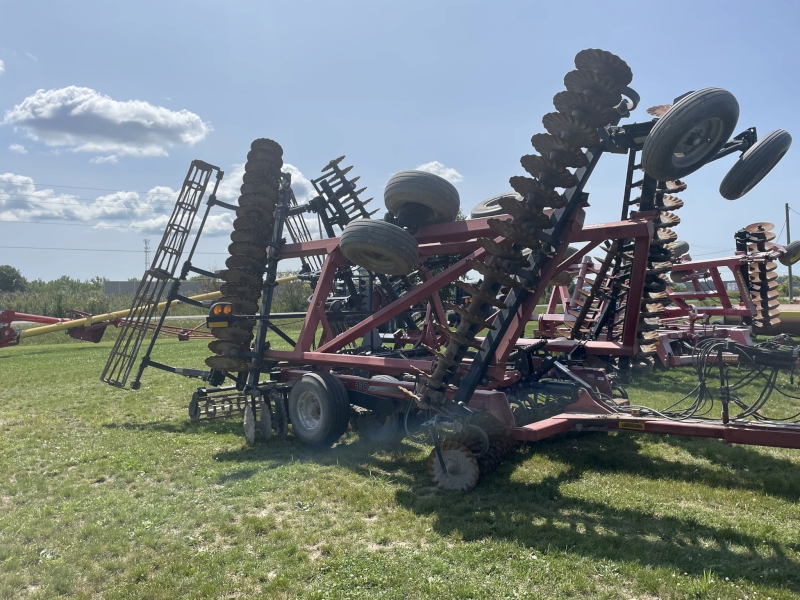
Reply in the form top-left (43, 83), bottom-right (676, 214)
top-left (104, 49), bottom-right (799, 491)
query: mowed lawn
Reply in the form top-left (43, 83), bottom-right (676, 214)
top-left (1, 334), bottom-right (799, 599)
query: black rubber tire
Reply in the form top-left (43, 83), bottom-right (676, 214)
top-left (340, 219), bottom-right (419, 275)
top-left (719, 130), bottom-right (792, 200)
top-left (469, 191), bottom-right (522, 218)
top-left (669, 240), bottom-right (690, 259)
top-left (288, 372), bottom-right (351, 447)
top-left (353, 375), bottom-right (405, 444)
top-left (384, 170), bottom-right (460, 224)
top-left (642, 88), bottom-right (739, 181)
top-left (779, 240), bottom-right (800, 266)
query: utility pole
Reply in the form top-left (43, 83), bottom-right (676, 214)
top-left (787, 203), bottom-right (792, 303)
top-left (144, 239), bottom-right (150, 271)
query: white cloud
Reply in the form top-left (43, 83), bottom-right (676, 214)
top-left (90, 155), bottom-right (118, 164)
top-left (0, 162), bottom-right (323, 238)
top-left (25, 53), bottom-right (37, 62)
top-left (213, 163), bottom-right (245, 202)
top-left (0, 60), bottom-right (4, 75)
top-left (3, 86), bottom-right (212, 160)
top-left (415, 160), bottom-right (463, 184)
top-left (9, 143), bottom-right (27, 154)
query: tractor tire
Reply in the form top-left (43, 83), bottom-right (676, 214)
top-left (642, 88), bottom-right (739, 181)
top-left (469, 191), bottom-right (522, 218)
top-left (779, 240), bottom-right (800, 266)
top-left (384, 170), bottom-right (460, 225)
top-left (340, 219), bottom-right (419, 275)
top-left (719, 129), bottom-right (792, 200)
top-left (353, 375), bottom-right (405, 444)
top-left (288, 372), bottom-right (351, 447)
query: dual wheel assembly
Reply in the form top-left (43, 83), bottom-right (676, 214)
top-left (339, 170), bottom-right (461, 276)
top-left (641, 88), bottom-right (791, 196)
top-left (287, 373), bottom-right (407, 446)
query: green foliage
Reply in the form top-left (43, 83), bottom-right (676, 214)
top-left (271, 270), bottom-right (312, 313)
top-left (1, 275), bottom-right (116, 317)
top-left (777, 275), bottom-right (800, 297)
top-left (0, 265), bottom-right (27, 293)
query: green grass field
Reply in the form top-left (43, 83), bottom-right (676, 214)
top-left (1, 334), bottom-right (799, 599)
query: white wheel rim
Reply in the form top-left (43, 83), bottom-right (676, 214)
top-left (296, 390), bottom-right (322, 432)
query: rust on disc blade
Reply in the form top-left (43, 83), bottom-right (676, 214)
top-left (745, 222), bottom-right (775, 233)
top-left (563, 70), bottom-right (621, 108)
top-left (748, 242), bottom-right (776, 252)
top-left (647, 104), bottom-right (673, 117)
top-left (211, 326), bottom-right (254, 343)
top-left (749, 261), bottom-right (778, 272)
top-left (222, 268), bottom-right (262, 288)
top-left (520, 154), bottom-right (577, 189)
top-left (541, 113), bottom-right (601, 148)
top-left (225, 254), bottom-right (265, 271)
top-left (552, 91), bottom-right (613, 127)
top-left (208, 340), bottom-right (246, 354)
top-left (530, 133), bottom-right (588, 168)
top-left (220, 282), bottom-right (261, 301)
top-left (250, 137), bottom-right (284, 156)
top-left (747, 231), bottom-right (777, 242)
top-left (205, 355), bottom-right (249, 373)
top-left (573, 48), bottom-right (633, 86)
top-left (661, 194), bottom-right (684, 210)
top-left (751, 271), bottom-right (779, 282)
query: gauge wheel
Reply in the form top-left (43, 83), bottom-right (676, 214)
top-left (719, 130), bottom-right (792, 200)
top-left (779, 240), bottom-right (800, 266)
top-left (641, 88), bottom-right (739, 181)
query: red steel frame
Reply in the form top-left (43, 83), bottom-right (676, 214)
top-left (258, 209), bottom-right (800, 450)
top-left (264, 209), bottom-right (653, 382)
top-left (538, 250), bottom-right (778, 367)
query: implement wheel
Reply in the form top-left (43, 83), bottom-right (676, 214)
top-left (340, 219), bottom-right (419, 275)
top-left (642, 88), bottom-right (739, 181)
top-left (469, 191), bottom-right (521, 218)
top-left (384, 170), bottom-right (460, 225)
top-left (719, 130), bottom-right (792, 200)
top-left (288, 372), bottom-right (350, 447)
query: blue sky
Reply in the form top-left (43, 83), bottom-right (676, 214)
top-left (1, 0), bottom-right (798, 282)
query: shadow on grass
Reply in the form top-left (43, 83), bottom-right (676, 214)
top-left (210, 429), bottom-right (800, 590)
top-left (386, 434), bottom-right (800, 591)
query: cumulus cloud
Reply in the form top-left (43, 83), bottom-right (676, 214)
top-left (0, 161), bottom-right (323, 238)
top-left (416, 160), bottom-right (463, 184)
top-left (2, 86), bottom-right (212, 160)
top-left (0, 60), bottom-right (4, 75)
top-left (0, 173), bottom-right (167, 228)
top-left (9, 143), bottom-right (26, 154)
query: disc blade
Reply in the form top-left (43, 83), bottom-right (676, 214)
top-left (745, 222), bottom-right (775, 233)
